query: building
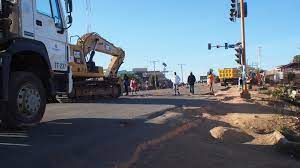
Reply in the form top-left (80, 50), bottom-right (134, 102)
top-left (132, 68), bottom-right (148, 73)
top-left (266, 63), bottom-right (300, 85)
top-left (279, 63), bottom-right (300, 85)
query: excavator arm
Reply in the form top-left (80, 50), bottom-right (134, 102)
top-left (77, 32), bottom-right (125, 78)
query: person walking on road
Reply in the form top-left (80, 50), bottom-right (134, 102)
top-left (130, 78), bottom-right (138, 95)
top-left (173, 72), bottom-right (181, 95)
top-left (188, 72), bottom-right (196, 95)
top-left (208, 72), bottom-right (215, 94)
top-left (123, 74), bottom-right (130, 96)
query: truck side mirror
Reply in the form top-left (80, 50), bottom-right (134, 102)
top-left (67, 15), bottom-right (73, 24)
top-left (65, 0), bottom-right (73, 13)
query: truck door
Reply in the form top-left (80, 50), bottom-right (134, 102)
top-left (34, 0), bottom-right (68, 72)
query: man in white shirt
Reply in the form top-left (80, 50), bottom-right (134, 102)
top-left (173, 72), bottom-right (181, 95)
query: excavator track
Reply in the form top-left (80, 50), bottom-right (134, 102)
top-left (55, 80), bottom-right (122, 103)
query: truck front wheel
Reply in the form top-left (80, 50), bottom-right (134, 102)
top-left (2, 72), bottom-right (46, 128)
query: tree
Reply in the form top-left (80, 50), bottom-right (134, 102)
top-left (149, 74), bottom-right (159, 88)
top-left (293, 55), bottom-right (300, 63)
top-left (287, 72), bottom-right (296, 84)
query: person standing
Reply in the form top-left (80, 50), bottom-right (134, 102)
top-left (173, 72), bottom-right (181, 95)
top-left (130, 78), bottom-right (138, 95)
top-left (239, 75), bottom-right (243, 90)
top-left (208, 72), bottom-right (215, 94)
top-left (188, 72), bottom-right (196, 94)
top-left (145, 80), bottom-right (149, 91)
top-left (123, 74), bottom-right (130, 96)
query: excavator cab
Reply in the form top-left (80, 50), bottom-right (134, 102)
top-left (86, 50), bottom-right (99, 73)
top-left (69, 44), bottom-right (105, 79)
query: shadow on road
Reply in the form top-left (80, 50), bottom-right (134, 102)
top-left (220, 87), bottom-right (232, 91)
top-left (98, 97), bottom-right (211, 107)
top-left (0, 117), bottom-right (170, 168)
top-left (95, 97), bottom-right (297, 116)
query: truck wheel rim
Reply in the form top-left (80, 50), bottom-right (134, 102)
top-left (17, 83), bottom-right (41, 118)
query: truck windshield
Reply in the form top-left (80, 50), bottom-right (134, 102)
top-left (36, 0), bottom-right (52, 17)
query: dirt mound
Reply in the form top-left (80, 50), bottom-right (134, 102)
top-left (210, 126), bottom-right (288, 146)
top-left (203, 112), bottom-right (300, 135)
top-left (210, 126), bottom-right (254, 144)
top-left (248, 131), bottom-right (285, 145)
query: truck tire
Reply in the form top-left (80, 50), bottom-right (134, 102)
top-left (2, 72), bottom-right (46, 128)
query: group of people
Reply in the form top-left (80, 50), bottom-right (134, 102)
top-left (123, 71), bottom-right (216, 96)
top-left (173, 71), bottom-right (215, 96)
top-left (123, 74), bottom-right (138, 96)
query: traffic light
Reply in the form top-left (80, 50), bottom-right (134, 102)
top-left (235, 44), bottom-right (242, 65)
top-left (208, 43), bottom-right (212, 50)
top-left (229, 0), bottom-right (238, 22)
top-left (237, 2), bottom-right (248, 18)
top-left (225, 43), bottom-right (228, 49)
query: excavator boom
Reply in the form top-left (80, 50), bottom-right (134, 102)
top-left (77, 32), bottom-right (125, 78)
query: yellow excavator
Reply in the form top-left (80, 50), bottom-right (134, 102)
top-left (68, 32), bottom-right (125, 99)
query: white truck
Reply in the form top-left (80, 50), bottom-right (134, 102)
top-left (0, 0), bottom-right (124, 128)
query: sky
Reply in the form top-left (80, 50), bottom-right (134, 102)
top-left (69, 0), bottom-right (300, 80)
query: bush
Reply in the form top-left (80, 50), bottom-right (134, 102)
top-left (271, 86), bottom-right (289, 101)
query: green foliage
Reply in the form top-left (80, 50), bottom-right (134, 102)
top-left (271, 86), bottom-right (289, 101)
top-left (208, 68), bottom-right (214, 75)
top-left (258, 87), bottom-right (272, 95)
top-left (293, 55), bottom-right (300, 63)
top-left (271, 86), bottom-right (299, 107)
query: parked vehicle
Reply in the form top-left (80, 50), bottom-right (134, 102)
top-left (218, 68), bottom-right (240, 86)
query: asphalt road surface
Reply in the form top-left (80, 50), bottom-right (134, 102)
top-left (1, 84), bottom-right (298, 168)
top-left (0, 84), bottom-right (216, 168)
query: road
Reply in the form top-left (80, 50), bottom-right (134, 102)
top-left (0, 84), bottom-right (211, 168)
top-left (0, 84), bottom-right (299, 168)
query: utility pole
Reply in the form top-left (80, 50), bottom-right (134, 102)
top-left (257, 46), bottom-right (262, 70)
top-left (178, 64), bottom-right (186, 83)
top-left (240, 0), bottom-right (250, 99)
top-left (151, 60), bottom-right (159, 89)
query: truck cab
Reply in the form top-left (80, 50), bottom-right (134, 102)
top-left (0, 0), bottom-right (73, 128)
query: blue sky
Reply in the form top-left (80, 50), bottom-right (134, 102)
top-left (69, 0), bottom-right (300, 80)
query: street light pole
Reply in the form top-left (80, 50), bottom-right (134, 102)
top-left (151, 60), bottom-right (159, 89)
top-left (178, 64), bottom-right (186, 83)
top-left (257, 46), bottom-right (262, 70)
top-left (240, 0), bottom-right (251, 98)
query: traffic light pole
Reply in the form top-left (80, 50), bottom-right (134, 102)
top-left (240, 0), bottom-right (251, 99)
